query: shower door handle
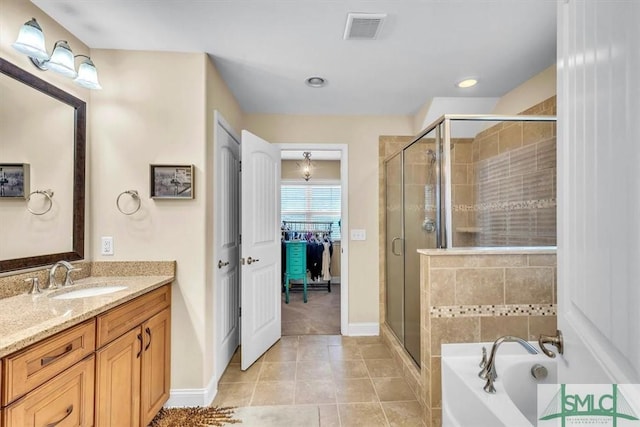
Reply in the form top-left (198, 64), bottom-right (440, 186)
top-left (391, 237), bottom-right (403, 256)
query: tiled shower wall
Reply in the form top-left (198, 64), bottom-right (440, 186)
top-left (463, 96), bottom-right (557, 246)
top-left (420, 250), bottom-right (557, 426)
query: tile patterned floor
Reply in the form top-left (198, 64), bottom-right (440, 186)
top-left (212, 335), bottom-right (424, 426)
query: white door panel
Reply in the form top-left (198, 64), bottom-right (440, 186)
top-left (241, 130), bottom-right (281, 370)
top-left (557, 1), bottom-right (640, 384)
top-left (214, 112), bottom-right (240, 380)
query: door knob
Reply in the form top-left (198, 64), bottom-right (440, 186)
top-left (246, 256), bottom-right (260, 265)
top-left (218, 260), bottom-right (230, 269)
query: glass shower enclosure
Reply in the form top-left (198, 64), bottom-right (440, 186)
top-left (385, 115), bottom-right (557, 367)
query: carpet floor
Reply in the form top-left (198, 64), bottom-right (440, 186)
top-left (281, 283), bottom-right (340, 335)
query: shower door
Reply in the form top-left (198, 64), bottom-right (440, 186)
top-left (385, 153), bottom-right (404, 342)
top-left (402, 133), bottom-right (439, 365)
top-left (385, 128), bottom-right (440, 367)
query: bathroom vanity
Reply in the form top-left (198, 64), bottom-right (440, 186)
top-left (0, 275), bottom-right (172, 427)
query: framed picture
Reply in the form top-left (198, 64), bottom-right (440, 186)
top-left (0, 163), bottom-right (29, 199)
top-left (150, 164), bottom-right (194, 199)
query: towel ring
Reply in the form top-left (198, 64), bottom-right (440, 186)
top-left (116, 190), bottom-right (141, 215)
top-left (27, 189), bottom-right (54, 216)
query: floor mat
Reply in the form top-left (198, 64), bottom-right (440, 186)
top-left (149, 406), bottom-right (240, 427)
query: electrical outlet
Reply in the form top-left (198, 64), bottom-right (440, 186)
top-left (101, 236), bottom-right (114, 255)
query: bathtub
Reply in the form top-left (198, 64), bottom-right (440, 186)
top-left (442, 342), bottom-right (557, 427)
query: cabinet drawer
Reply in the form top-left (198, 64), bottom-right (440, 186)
top-left (96, 285), bottom-right (171, 348)
top-left (3, 355), bottom-right (94, 427)
top-left (2, 320), bottom-right (95, 406)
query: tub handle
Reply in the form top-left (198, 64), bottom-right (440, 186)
top-left (539, 329), bottom-right (564, 358)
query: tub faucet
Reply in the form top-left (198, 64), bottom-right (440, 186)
top-left (48, 260), bottom-right (76, 289)
top-left (478, 335), bottom-right (539, 394)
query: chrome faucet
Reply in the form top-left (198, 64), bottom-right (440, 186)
top-left (478, 335), bottom-right (539, 394)
top-left (48, 260), bottom-right (77, 289)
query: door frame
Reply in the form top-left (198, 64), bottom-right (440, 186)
top-left (276, 143), bottom-right (349, 336)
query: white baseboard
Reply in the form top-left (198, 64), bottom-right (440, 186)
top-left (165, 375), bottom-right (217, 407)
top-left (347, 322), bottom-right (379, 336)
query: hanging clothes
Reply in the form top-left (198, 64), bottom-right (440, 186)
top-left (322, 241), bottom-right (331, 280)
top-left (306, 239), bottom-right (324, 281)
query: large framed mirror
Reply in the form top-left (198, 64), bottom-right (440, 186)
top-left (0, 58), bottom-right (85, 273)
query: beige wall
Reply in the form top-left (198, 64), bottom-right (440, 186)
top-left (90, 50), bottom-right (244, 391)
top-left (491, 64), bottom-right (556, 115)
top-left (90, 49), bottom-right (209, 389)
top-left (245, 114), bottom-right (414, 324)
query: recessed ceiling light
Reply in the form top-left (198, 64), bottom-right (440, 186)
top-left (305, 76), bottom-right (327, 88)
top-left (457, 78), bottom-right (478, 88)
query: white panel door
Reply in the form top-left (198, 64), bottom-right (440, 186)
top-left (557, 0), bottom-right (640, 384)
top-left (214, 112), bottom-right (241, 379)
top-left (240, 130), bottom-right (281, 370)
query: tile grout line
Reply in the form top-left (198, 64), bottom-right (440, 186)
top-left (366, 354), bottom-right (392, 427)
top-left (248, 356), bottom-right (265, 406)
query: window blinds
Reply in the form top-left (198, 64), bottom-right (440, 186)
top-left (281, 184), bottom-right (342, 240)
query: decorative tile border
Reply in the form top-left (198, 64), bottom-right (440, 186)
top-left (452, 199), bottom-right (557, 212)
top-left (431, 303), bottom-right (556, 318)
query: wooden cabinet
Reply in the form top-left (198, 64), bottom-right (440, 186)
top-left (3, 356), bottom-right (94, 427)
top-left (1, 283), bottom-right (171, 427)
top-left (95, 286), bottom-right (171, 427)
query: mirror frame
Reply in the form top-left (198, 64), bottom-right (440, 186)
top-left (0, 58), bottom-right (85, 273)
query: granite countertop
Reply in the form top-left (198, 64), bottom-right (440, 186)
top-left (0, 275), bottom-right (173, 358)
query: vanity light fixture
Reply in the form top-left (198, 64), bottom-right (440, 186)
top-left (12, 18), bottom-right (102, 90)
top-left (456, 78), bottom-right (478, 88)
top-left (301, 152), bottom-right (313, 181)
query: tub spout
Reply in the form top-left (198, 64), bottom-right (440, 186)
top-left (478, 336), bottom-right (539, 394)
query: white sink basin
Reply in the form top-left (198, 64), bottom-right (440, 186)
top-left (51, 285), bottom-right (127, 300)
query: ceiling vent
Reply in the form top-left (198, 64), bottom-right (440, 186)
top-left (343, 13), bottom-right (387, 40)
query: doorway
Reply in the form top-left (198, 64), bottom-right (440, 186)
top-left (278, 144), bottom-right (349, 337)
top-left (213, 124), bottom-right (349, 377)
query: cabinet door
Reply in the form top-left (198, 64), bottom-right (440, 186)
top-left (3, 355), bottom-right (94, 427)
top-left (140, 308), bottom-right (171, 426)
top-left (95, 328), bottom-right (142, 427)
